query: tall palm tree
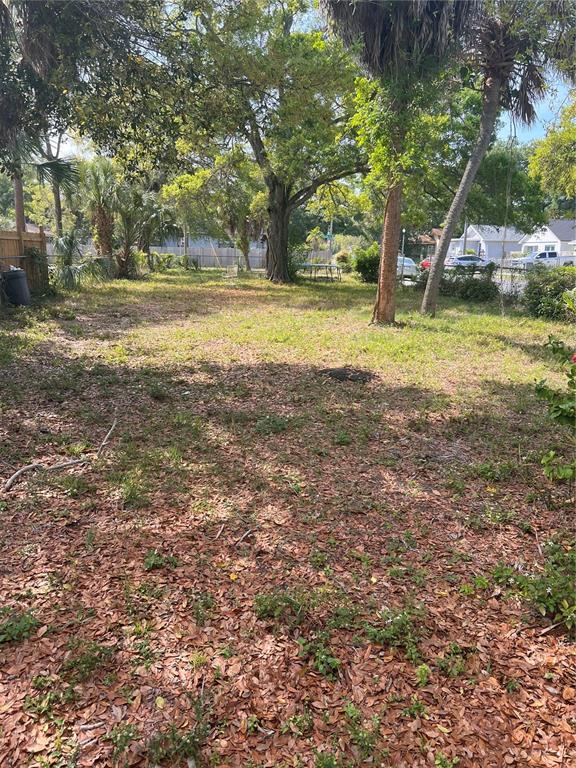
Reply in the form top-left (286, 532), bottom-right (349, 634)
top-left (6, 134), bottom-right (78, 233)
top-left (81, 158), bottom-right (116, 259)
top-left (421, 0), bottom-right (576, 315)
top-left (114, 184), bottom-right (147, 279)
top-left (323, 0), bottom-right (477, 324)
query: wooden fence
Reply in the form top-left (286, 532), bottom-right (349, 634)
top-left (0, 228), bottom-right (50, 294)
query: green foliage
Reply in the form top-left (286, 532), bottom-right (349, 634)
top-left (523, 267), bottom-right (576, 321)
top-left (353, 242), bottom-right (380, 283)
top-left (190, 591), bottom-right (216, 626)
top-left (418, 264), bottom-right (499, 302)
top-left (436, 643), bottom-right (470, 677)
top-left (62, 639), bottom-right (114, 682)
top-left (287, 244), bottom-right (309, 281)
top-left (435, 754), bottom-right (459, 768)
top-left (254, 414), bottom-right (289, 435)
top-left (402, 695), bottom-right (427, 718)
top-left (529, 97), bottom-right (576, 200)
top-left (536, 335), bottom-right (576, 482)
top-left (334, 249), bottom-right (353, 273)
top-left (106, 723), bottom-right (139, 761)
top-left (343, 701), bottom-right (381, 758)
top-left (143, 549), bottom-right (179, 571)
top-left (364, 603), bottom-right (425, 662)
top-left (493, 536), bottom-right (576, 634)
top-left (298, 632), bottom-right (340, 678)
top-left (415, 663), bottom-right (431, 687)
top-left (280, 707), bottom-right (313, 736)
top-left (314, 753), bottom-right (343, 768)
top-left (146, 700), bottom-right (210, 765)
top-left (52, 230), bottom-right (109, 290)
top-left (254, 588), bottom-right (309, 626)
top-left (161, 149), bottom-right (264, 258)
top-left (0, 607), bottom-right (39, 644)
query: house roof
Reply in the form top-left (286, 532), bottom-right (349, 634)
top-left (519, 219), bottom-right (576, 244)
top-left (417, 228), bottom-right (443, 246)
top-left (547, 219), bottom-right (576, 242)
top-left (468, 224), bottom-right (525, 242)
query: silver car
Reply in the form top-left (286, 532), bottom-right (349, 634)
top-left (397, 256), bottom-right (418, 278)
top-left (445, 254), bottom-right (488, 269)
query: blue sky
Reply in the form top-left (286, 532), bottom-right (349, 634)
top-left (497, 79), bottom-right (571, 144)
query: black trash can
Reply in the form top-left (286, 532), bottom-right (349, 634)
top-left (1, 268), bottom-right (31, 306)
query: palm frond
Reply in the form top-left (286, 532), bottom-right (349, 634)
top-left (53, 229), bottom-right (84, 267)
top-left (35, 158), bottom-right (80, 193)
top-left (322, 0), bottom-right (479, 78)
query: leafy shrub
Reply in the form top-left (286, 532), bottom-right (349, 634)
top-left (456, 275), bottom-right (499, 301)
top-left (288, 244), bottom-right (308, 280)
top-left (62, 639), bottom-right (114, 682)
top-left (353, 242), bottom-right (380, 283)
top-left (363, 603), bottom-right (425, 662)
top-left (255, 414), bottom-right (289, 434)
top-left (298, 632), bottom-right (340, 677)
top-left (417, 264), bottom-right (499, 302)
top-left (334, 249), bottom-right (352, 273)
top-left (493, 536), bottom-right (576, 635)
top-left (0, 607), bottom-right (39, 643)
top-left (254, 588), bottom-right (310, 626)
top-left (436, 642), bottom-right (470, 677)
top-left (146, 699), bottom-right (209, 765)
top-left (523, 266), bottom-right (576, 320)
top-left (143, 548), bottom-right (180, 571)
top-left (343, 702), bottom-right (381, 758)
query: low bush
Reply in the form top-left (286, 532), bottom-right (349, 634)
top-left (363, 602), bottom-right (425, 662)
top-left (298, 632), bottom-right (340, 678)
top-left (288, 244), bottom-right (308, 280)
top-left (254, 588), bottom-right (310, 626)
top-left (0, 607), bottom-right (39, 643)
top-left (523, 266), bottom-right (576, 321)
top-left (417, 264), bottom-right (499, 302)
top-left (493, 535), bottom-right (576, 635)
top-left (353, 242), bottom-right (379, 283)
top-left (334, 249), bottom-right (353, 273)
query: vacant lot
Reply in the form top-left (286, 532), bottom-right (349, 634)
top-left (0, 273), bottom-right (574, 768)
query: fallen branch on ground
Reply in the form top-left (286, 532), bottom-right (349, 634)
top-left (235, 529), bottom-right (254, 546)
top-left (3, 415), bottom-right (117, 493)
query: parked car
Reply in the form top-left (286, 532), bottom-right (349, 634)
top-left (397, 256), bottom-right (418, 278)
top-left (510, 251), bottom-right (574, 269)
top-left (445, 254), bottom-right (488, 269)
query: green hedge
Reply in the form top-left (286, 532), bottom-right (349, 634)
top-left (523, 266), bottom-right (576, 321)
top-left (353, 242), bottom-right (379, 283)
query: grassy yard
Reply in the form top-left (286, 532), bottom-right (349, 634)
top-left (0, 271), bottom-right (574, 768)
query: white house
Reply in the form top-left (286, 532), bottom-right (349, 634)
top-left (518, 219), bottom-right (576, 257)
top-left (448, 224), bottom-right (526, 263)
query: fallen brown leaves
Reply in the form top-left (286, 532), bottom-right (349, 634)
top-left (0, 277), bottom-right (575, 767)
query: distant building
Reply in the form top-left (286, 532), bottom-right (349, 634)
top-left (448, 224), bottom-right (526, 262)
top-left (416, 228), bottom-right (442, 258)
top-left (518, 219), bottom-right (576, 257)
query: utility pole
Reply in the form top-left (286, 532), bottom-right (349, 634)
top-left (399, 227), bottom-right (406, 282)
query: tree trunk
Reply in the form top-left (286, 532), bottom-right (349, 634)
top-left (238, 224), bottom-right (251, 271)
top-left (94, 206), bottom-right (113, 257)
top-left (266, 181), bottom-right (291, 283)
top-left (13, 174), bottom-right (26, 232)
top-left (421, 76), bottom-right (502, 316)
top-left (116, 246), bottom-right (135, 279)
top-left (372, 182), bottom-right (402, 325)
top-left (52, 180), bottom-right (63, 237)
